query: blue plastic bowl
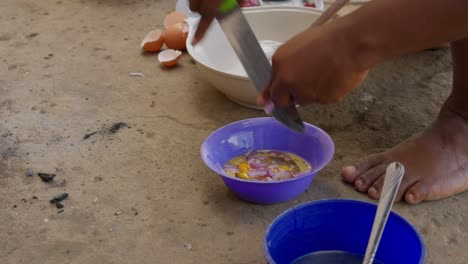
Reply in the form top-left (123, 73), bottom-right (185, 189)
top-left (265, 199), bottom-right (426, 264)
top-left (201, 117), bottom-right (334, 204)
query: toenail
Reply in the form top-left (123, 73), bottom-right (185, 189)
top-left (343, 166), bottom-right (356, 174)
top-left (356, 179), bottom-right (363, 187)
top-left (369, 187), bottom-right (378, 195)
top-left (407, 193), bottom-right (414, 202)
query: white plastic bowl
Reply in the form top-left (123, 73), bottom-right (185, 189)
top-left (186, 6), bottom-right (323, 109)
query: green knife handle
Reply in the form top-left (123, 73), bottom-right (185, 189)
top-left (219, 0), bottom-right (238, 14)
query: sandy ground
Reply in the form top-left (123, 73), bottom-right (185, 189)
top-left (0, 0), bottom-right (467, 263)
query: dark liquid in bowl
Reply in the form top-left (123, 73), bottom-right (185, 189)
top-left (291, 250), bottom-right (384, 264)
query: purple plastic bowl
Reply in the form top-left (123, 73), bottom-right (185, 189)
top-left (200, 117), bottom-right (335, 204)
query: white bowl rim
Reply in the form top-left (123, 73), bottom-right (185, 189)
top-left (185, 6), bottom-right (323, 80)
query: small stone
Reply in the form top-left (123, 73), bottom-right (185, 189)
top-left (66, 249), bottom-right (70, 254)
top-left (13, 205), bottom-right (17, 208)
top-left (44, 218), bottom-right (49, 223)
top-left (109, 228), bottom-right (113, 232)
top-left (131, 207), bottom-right (138, 216)
top-left (184, 243), bottom-right (192, 251)
top-left (114, 210), bottom-right (123, 216)
top-left (92, 197), bottom-right (98, 204)
top-left (32, 196), bottom-right (38, 200)
top-left (25, 169), bottom-right (34, 177)
top-left (360, 93), bottom-right (377, 104)
top-left (57, 209), bottom-right (64, 214)
top-left (26, 33), bottom-right (39, 39)
top-left (56, 203), bottom-right (64, 209)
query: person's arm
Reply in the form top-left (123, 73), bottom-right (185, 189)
top-left (259, 0), bottom-right (468, 107)
top-left (341, 0), bottom-right (468, 70)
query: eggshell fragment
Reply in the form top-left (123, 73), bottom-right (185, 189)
top-left (164, 22), bottom-right (189, 50)
top-left (164, 11), bottom-right (188, 29)
top-left (141, 29), bottom-right (165, 52)
top-left (158, 49), bottom-right (182, 67)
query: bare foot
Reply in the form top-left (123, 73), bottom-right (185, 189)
top-left (341, 108), bottom-right (468, 204)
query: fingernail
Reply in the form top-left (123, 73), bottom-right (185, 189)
top-left (264, 101), bottom-right (274, 115)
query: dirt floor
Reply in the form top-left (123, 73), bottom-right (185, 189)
top-left (0, 0), bottom-right (467, 263)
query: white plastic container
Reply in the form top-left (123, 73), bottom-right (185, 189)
top-left (186, 6), bottom-right (323, 109)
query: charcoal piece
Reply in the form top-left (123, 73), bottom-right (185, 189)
top-left (108, 122), bottom-right (127, 134)
top-left (50, 193), bottom-right (69, 204)
top-left (38, 173), bottom-right (56, 182)
top-left (83, 131), bottom-right (97, 140)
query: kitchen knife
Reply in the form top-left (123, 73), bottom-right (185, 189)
top-left (216, 0), bottom-right (305, 132)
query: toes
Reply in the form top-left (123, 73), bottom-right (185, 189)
top-left (395, 175), bottom-right (419, 202)
top-left (368, 177), bottom-right (384, 200)
top-left (341, 153), bottom-right (385, 183)
top-left (341, 166), bottom-right (358, 183)
top-left (368, 168), bottom-right (419, 202)
top-left (354, 164), bottom-right (387, 192)
top-left (405, 182), bottom-right (428, 204)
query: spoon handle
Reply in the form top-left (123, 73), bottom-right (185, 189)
top-left (363, 162), bottom-right (405, 264)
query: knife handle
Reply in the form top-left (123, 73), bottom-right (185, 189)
top-left (220, 0), bottom-right (239, 14)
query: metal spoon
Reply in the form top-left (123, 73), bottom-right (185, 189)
top-left (362, 162), bottom-right (405, 264)
top-left (291, 162), bottom-right (404, 264)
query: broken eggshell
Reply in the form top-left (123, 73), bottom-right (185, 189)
top-left (141, 29), bottom-right (165, 52)
top-left (158, 49), bottom-right (182, 67)
top-left (165, 22), bottom-right (189, 50)
top-left (164, 11), bottom-right (188, 29)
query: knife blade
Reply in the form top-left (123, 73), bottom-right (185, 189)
top-left (216, 0), bottom-right (305, 132)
